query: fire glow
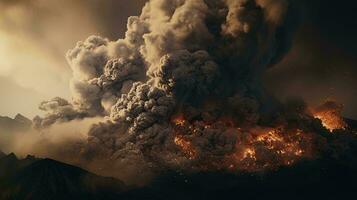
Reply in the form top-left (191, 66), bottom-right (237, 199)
top-left (312, 101), bottom-right (347, 132)
top-left (174, 135), bottom-right (197, 160)
top-left (172, 116), bottom-right (313, 172)
top-left (227, 128), bottom-right (311, 171)
top-left (314, 113), bottom-right (347, 132)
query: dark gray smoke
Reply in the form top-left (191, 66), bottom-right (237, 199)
top-left (33, 0), bottom-right (353, 183)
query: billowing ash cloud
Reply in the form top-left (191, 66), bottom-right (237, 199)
top-left (32, 0), bottom-right (354, 182)
top-left (35, 20), bottom-right (148, 127)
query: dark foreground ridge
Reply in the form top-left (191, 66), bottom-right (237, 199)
top-left (0, 154), bottom-right (126, 200)
top-left (1, 144), bottom-right (357, 200)
top-left (0, 119), bottom-right (356, 200)
top-left (134, 158), bottom-right (357, 200)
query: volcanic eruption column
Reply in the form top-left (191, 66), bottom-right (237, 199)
top-left (34, 0), bottom-right (349, 178)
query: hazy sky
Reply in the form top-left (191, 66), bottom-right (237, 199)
top-left (0, 0), bottom-right (146, 118)
top-left (0, 0), bottom-right (356, 119)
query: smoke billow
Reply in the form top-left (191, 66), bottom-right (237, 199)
top-left (17, 0), bottom-right (355, 183)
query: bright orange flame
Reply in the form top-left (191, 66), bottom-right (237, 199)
top-left (174, 135), bottom-right (197, 160)
top-left (172, 114), bottom-right (186, 126)
top-left (314, 112), bottom-right (347, 132)
top-left (312, 101), bottom-right (347, 132)
top-left (227, 128), bottom-right (311, 171)
top-left (171, 115), bottom-right (313, 172)
top-left (242, 148), bottom-right (256, 160)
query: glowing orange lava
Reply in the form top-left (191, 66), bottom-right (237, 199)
top-left (172, 114), bottom-right (186, 126)
top-left (171, 115), bottom-right (313, 172)
top-left (226, 128), bottom-right (311, 171)
top-left (313, 101), bottom-right (347, 132)
top-left (174, 135), bottom-right (197, 160)
top-left (314, 112), bottom-right (347, 132)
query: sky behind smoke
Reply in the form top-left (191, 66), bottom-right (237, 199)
top-left (0, 0), bottom-right (356, 119)
top-left (0, 0), bottom-right (146, 118)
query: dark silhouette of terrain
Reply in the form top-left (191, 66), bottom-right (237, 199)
top-left (0, 118), bottom-right (356, 200)
top-left (0, 151), bottom-right (5, 158)
top-left (0, 154), bottom-right (126, 200)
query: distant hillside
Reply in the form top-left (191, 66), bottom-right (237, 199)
top-left (0, 114), bottom-right (32, 134)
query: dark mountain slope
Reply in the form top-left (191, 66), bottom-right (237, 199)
top-left (0, 157), bottom-right (127, 200)
top-left (0, 153), bottom-right (38, 179)
top-left (1, 149), bottom-right (357, 200)
top-left (124, 157), bottom-right (357, 200)
top-left (0, 119), bottom-right (356, 200)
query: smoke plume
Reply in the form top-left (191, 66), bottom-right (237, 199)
top-left (16, 0), bottom-right (355, 183)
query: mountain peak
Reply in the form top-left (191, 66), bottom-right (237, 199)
top-left (14, 114), bottom-right (32, 126)
top-left (0, 157), bottom-right (126, 200)
top-left (0, 114), bottom-right (32, 134)
top-left (5, 153), bottom-right (18, 161)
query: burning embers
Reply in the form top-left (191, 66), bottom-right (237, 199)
top-left (172, 115), bottom-right (314, 172)
top-left (227, 128), bottom-right (313, 171)
top-left (174, 135), bottom-right (197, 160)
top-left (312, 101), bottom-right (347, 132)
top-left (169, 100), bottom-right (351, 173)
